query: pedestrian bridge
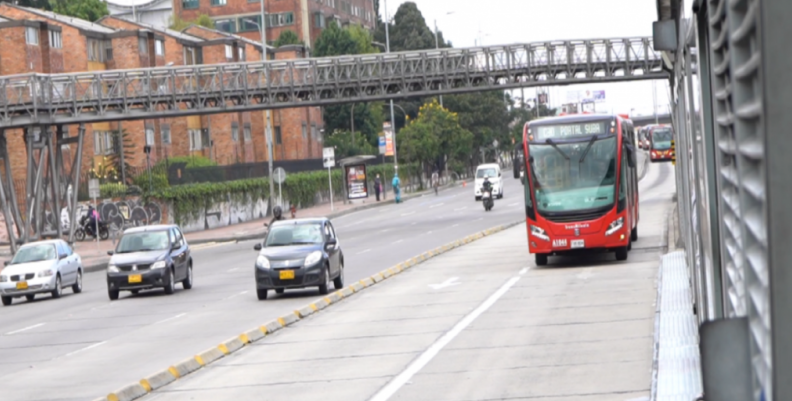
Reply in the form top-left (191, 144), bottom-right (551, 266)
top-left (0, 37), bottom-right (665, 128)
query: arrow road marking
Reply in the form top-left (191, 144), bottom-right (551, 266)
top-left (429, 277), bottom-right (460, 290)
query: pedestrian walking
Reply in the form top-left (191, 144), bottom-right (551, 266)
top-left (374, 174), bottom-right (382, 201)
top-left (392, 173), bottom-right (401, 204)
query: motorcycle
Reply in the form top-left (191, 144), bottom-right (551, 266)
top-left (481, 186), bottom-right (494, 212)
top-left (74, 215), bottom-right (109, 241)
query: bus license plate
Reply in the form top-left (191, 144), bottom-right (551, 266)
top-left (16, 281), bottom-right (28, 290)
top-left (279, 270), bottom-right (295, 280)
top-left (571, 240), bottom-right (585, 249)
top-left (128, 275), bottom-right (142, 284)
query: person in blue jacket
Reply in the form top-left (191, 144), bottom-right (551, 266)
top-left (392, 173), bottom-right (401, 204)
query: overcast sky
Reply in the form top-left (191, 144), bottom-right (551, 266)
top-left (380, 0), bottom-right (671, 117)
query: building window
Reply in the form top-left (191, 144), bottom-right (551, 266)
top-left (94, 131), bottom-right (118, 155)
top-left (266, 12), bottom-right (295, 27)
top-left (314, 12), bottom-right (325, 28)
top-left (274, 126), bottom-right (282, 145)
top-left (25, 26), bottom-right (39, 45)
top-left (215, 18), bottom-right (236, 33)
top-left (184, 46), bottom-right (200, 65)
top-left (48, 30), bottom-right (62, 48)
top-left (211, 0), bottom-right (226, 5)
top-left (162, 125), bottom-right (171, 144)
top-left (225, 44), bottom-right (233, 60)
top-left (105, 40), bottom-right (114, 60)
top-left (231, 122), bottom-right (239, 142)
top-left (145, 127), bottom-right (155, 145)
top-left (311, 124), bottom-right (318, 140)
top-left (88, 38), bottom-right (111, 62)
top-left (182, 0), bottom-right (199, 9)
top-left (138, 37), bottom-right (148, 55)
top-left (301, 123), bottom-right (307, 139)
top-left (243, 124), bottom-right (251, 141)
top-left (189, 129), bottom-right (202, 150)
top-left (155, 39), bottom-right (164, 56)
top-left (201, 129), bottom-right (210, 148)
top-left (238, 47), bottom-right (245, 61)
top-left (238, 15), bottom-right (261, 32)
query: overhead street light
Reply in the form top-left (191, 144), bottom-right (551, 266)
top-left (383, 0), bottom-right (398, 171)
top-left (434, 11), bottom-right (454, 107)
top-left (250, 7), bottom-right (276, 209)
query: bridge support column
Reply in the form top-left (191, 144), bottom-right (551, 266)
top-left (63, 124), bottom-right (85, 246)
top-left (0, 129), bottom-right (19, 254)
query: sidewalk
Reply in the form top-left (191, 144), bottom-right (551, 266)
top-left (1, 178), bottom-right (471, 273)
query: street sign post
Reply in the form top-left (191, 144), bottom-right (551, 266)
top-left (273, 167), bottom-right (287, 207)
top-left (323, 147), bottom-right (335, 211)
top-left (88, 179), bottom-right (100, 252)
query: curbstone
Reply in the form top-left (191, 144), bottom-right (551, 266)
top-left (244, 327), bottom-right (265, 343)
top-left (279, 312), bottom-right (300, 326)
top-left (327, 292), bottom-right (342, 303)
top-left (196, 346), bottom-right (225, 366)
top-left (382, 269), bottom-right (393, 278)
top-left (108, 383), bottom-right (148, 401)
top-left (296, 305), bottom-right (315, 318)
top-left (261, 319), bottom-right (283, 335)
top-left (218, 337), bottom-right (245, 355)
top-left (313, 299), bottom-right (329, 310)
top-left (172, 356), bottom-right (202, 378)
top-left (359, 277), bottom-right (374, 287)
top-left (371, 273), bottom-right (384, 283)
top-left (142, 369), bottom-right (177, 392)
top-left (350, 282), bottom-right (365, 292)
top-left (340, 287), bottom-right (354, 297)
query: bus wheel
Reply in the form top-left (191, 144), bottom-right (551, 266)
top-left (631, 227), bottom-right (638, 241)
top-left (615, 247), bottom-right (628, 261)
top-left (535, 254), bottom-right (548, 266)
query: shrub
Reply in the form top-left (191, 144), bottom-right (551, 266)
top-left (100, 183), bottom-right (127, 199)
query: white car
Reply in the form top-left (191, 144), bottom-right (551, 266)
top-left (474, 163), bottom-right (504, 200)
top-left (0, 240), bottom-right (83, 306)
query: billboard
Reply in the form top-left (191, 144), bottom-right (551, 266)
top-left (378, 135), bottom-right (386, 155)
top-left (383, 122), bottom-right (394, 156)
top-left (345, 164), bottom-right (369, 199)
top-left (566, 90), bottom-right (606, 104)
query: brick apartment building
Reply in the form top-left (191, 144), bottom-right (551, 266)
top-left (175, 0), bottom-right (376, 48)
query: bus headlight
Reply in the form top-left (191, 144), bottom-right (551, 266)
top-left (530, 225), bottom-right (549, 241)
top-left (605, 217), bottom-right (624, 236)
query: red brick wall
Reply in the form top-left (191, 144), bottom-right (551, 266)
top-left (0, 26), bottom-right (28, 76)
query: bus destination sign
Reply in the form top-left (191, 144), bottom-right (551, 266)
top-left (534, 122), bottom-right (608, 141)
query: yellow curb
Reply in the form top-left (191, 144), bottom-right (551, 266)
top-left (239, 334), bottom-right (250, 344)
top-left (218, 344), bottom-right (230, 355)
top-left (323, 297), bottom-right (332, 304)
top-left (168, 366), bottom-right (181, 379)
top-left (195, 355), bottom-right (205, 366)
top-left (259, 325), bottom-right (268, 335)
top-left (310, 303), bottom-right (318, 311)
top-left (140, 379), bottom-right (152, 392)
top-left (108, 394), bottom-right (119, 401)
top-left (293, 311), bottom-right (301, 318)
top-left (277, 317), bottom-right (286, 326)
top-left (349, 285), bottom-right (357, 293)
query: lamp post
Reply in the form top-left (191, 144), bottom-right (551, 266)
top-left (143, 145), bottom-right (152, 192)
top-left (433, 11), bottom-right (454, 107)
top-left (383, 0), bottom-right (398, 171)
top-left (255, 4), bottom-right (275, 209)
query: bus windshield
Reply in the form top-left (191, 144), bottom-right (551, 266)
top-left (652, 129), bottom-right (673, 150)
top-left (528, 136), bottom-right (617, 213)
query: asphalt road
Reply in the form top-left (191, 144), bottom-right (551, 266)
top-left (0, 175), bottom-right (527, 401)
top-left (140, 160), bottom-right (675, 401)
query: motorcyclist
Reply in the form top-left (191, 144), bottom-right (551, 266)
top-left (85, 205), bottom-right (98, 238)
top-left (482, 177), bottom-right (493, 194)
top-left (267, 205), bottom-right (286, 229)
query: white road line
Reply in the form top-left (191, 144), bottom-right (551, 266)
top-left (5, 323), bottom-right (45, 335)
top-left (369, 276), bottom-right (521, 401)
top-left (475, 217), bottom-right (483, 221)
top-left (228, 267), bottom-right (239, 272)
top-left (154, 313), bottom-right (186, 325)
top-left (224, 291), bottom-right (248, 301)
top-left (507, 202), bottom-right (519, 207)
top-left (454, 207), bottom-right (468, 211)
top-left (425, 231), bottom-right (432, 235)
top-left (451, 223), bottom-right (459, 228)
top-left (411, 222), bottom-right (417, 225)
top-left (401, 211), bottom-right (416, 217)
top-left (393, 239), bottom-right (404, 244)
top-left (430, 203), bottom-right (445, 208)
top-left (192, 241), bottom-right (235, 251)
top-left (357, 248), bottom-right (372, 255)
top-left (519, 268), bottom-right (528, 275)
top-left (379, 229), bottom-right (391, 233)
top-left (64, 341), bottom-right (106, 357)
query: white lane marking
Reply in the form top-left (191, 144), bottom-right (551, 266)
top-left (451, 224), bottom-right (459, 228)
top-left (228, 267), bottom-right (239, 272)
top-left (5, 323), bottom-right (45, 335)
top-left (475, 217), bottom-right (483, 221)
top-left (191, 241), bottom-right (235, 251)
top-left (392, 239), bottom-right (404, 244)
top-left (370, 276), bottom-right (521, 401)
top-left (507, 202), bottom-right (519, 207)
top-left (401, 211), bottom-right (416, 217)
top-left (430, 203), bottom-right (445, 209)
top-left (379, 229), bottom-right (391, 233)
top-left (357, 248), bottom-right (372, 255)
top-left (425, 231), bottom-right (432, 235)
top-left (429, 277), bottom-right (460, 290)
top-left (64, 341), bottom-right (106, 357)
top-left (411, 222), bottom-right (417, 225)
top-left (519, 268), bottom-right (528, 275)
top-left (154, 313), bottom-right (186, 325)
top-left (224, 291), bottom-right (248, 301)
top-left (576, 268), bottom-right (594, 280)
top-left (454, 207), bottom-right (467, 211)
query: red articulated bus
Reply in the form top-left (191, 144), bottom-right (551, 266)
top-left (516, 113), bottom-right (640, 266)
top-left (647, 125), bottom-right (674, 162)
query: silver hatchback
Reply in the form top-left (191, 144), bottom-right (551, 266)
top-left (0, 240), bottom-right (83, 306)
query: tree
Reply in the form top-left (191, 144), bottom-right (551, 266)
top-left (444, 91), bottom-right (512, 167)
top-left (323, 130), bottom-right (377, 159)
top-left (274, 30), bottom-right (302, 47)
top-left (313, 21), bottom-right (357, 58)
top-left (50, 0), bottom-right (108, 22)
top-left (2, 0), bottom-right (52, 10)
top-left (107, 129), bottom-right (136, 185)
top-left (169, 14), bottom-right (215, 31)
top-left (347, 24), bottom-right (379, 55)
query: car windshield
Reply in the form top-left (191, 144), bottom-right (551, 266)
top-left (116, 231), bottom-right (170, 253)
top-left (266, 223), bottom-right (324, 247)
top-left (11, 244), bottom-right (56, 264)
top-left (476, 168), bottom-right (497, 178)
top-left (528, 136), bottom-right (618, 213)
top-left (652, 129), bottom-right (673, 149)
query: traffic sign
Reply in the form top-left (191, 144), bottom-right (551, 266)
top-left (273, 167), bottom-right (287, 184)
top-left (323, 147), bottom-right (335, 168)
top-left (88, 179), bottom-right (100, 199)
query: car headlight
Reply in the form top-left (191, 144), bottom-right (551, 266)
top-left (605, 217), bottom-right (624, 236)
top-left (107, 264), bottom-right (119, 273)
top-left (151, 261), bottom-right (167, 270)
top-left (0, 275), bottom-right (7, 282)
top-left (37, 269), bottom-right (54, 277)
top-left (304, 251), bottom-right (322, 267)
top-left (256, 255), bottom-right (270, 269)
top-left (530, 225), bottom-right (549, 241)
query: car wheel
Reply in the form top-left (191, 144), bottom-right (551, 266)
top-left (72, 269), bottom-right (83, 294)
top-left (257, 289), bottom-right (268, 300)
top-left (51, 275), bottom-right (62, 299)
top-left (1, 296), bottom-right (11, 306)
top-left (182, 264), bottom-right (193, 290)
top-left (333, 263), bottom-right (345, 290)
top-left (615, 246), bottom-right (629, 261)
top-left (631, 227), bottom-right (638, 241)
top-left (108, 288), bottom-right (119, 301)
top-left (535, 254), bottom-right (548, 266)
top-left (164, 269), bottom-right (175, 295)
top-left (275, 288), bottom-right (284, 294)
top-left (318, 266), bottom-right (331, 295)
top-left (26, 294), bottom-right (35, 302)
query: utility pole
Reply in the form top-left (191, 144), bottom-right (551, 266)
top-left (260, 0), bottom-right (275, 208)
top-left (384, 0), bottom-right (398, 170)
top-left (653, 80), bottom-right (659, 125)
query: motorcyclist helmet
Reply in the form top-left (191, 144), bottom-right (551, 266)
top-left (273, 205), bottom-right (283, 219)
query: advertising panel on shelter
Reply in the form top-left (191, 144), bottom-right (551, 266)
top-left (345, 164), bottom-right (369, 199)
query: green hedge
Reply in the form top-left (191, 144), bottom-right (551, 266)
top-left (100, 183), bottom-right (127, 198)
